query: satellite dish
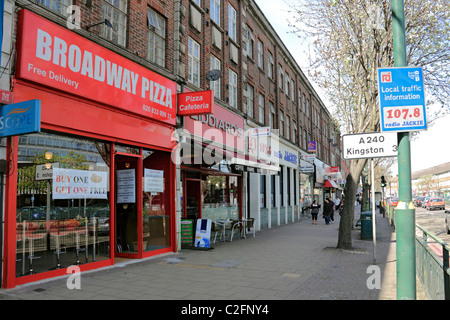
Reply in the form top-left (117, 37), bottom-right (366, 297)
top-left (206, 69), bottom-right (221, 81)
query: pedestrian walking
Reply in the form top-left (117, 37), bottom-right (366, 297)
top-left (323, 198), bottom-right (333, 225)
top-left (329, 198), bottom-right (335, 223)
top-left (308, 200), bottom-right (321, 225)
top-left (334, 197), bottom-right (341, 211)
top-left (338, 199), bottom-right (344, 216)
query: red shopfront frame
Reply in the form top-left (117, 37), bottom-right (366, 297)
top-left (2, 81), bottom-right (177, 288)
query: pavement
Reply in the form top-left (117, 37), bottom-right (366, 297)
top-left (0, 205), bottom-right (429, 304)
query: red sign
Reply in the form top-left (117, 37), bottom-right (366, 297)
top-left (177, 90), bottom-right (213, 116)
top-left (330, 166), bottom-right (339, 173)
top-left (15, 10), bottom-right (176, 125)
top-left (0, 89), bottom-right (13, 104)
top-left (184, 104), bottom-right (244, 152)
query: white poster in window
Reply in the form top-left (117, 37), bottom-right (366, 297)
top-left (52, 168), bottom-right (108, 200)
top-left (144, 169), bottom-right (164, 193)
top-left (116, 169), bottom-right (136, 203)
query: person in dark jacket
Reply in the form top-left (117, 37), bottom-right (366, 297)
top-left (323, 198), bottom-right (333, 225)
top-left (308, 200), bottom-right (321, 225)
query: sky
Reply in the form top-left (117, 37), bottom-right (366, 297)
top-left (254, 0), bottom-right (450, 174)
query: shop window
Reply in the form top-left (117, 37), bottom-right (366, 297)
top-left (271, 175), bottom-right (276, 207)
top-left (142, 150), bottom-right (171, 252)
top-left (287, 167), bottom-right (291, 206)
top-left (260, 175), bottom-right (266, 208)
top-left (279, 167), bottom-right (284, 206)
top-left (115, 143), bottom-right (140, 155)
top-left (201, 175), bottom-right (238, 220)
top-left (16, 132), bottom-right (111, 277)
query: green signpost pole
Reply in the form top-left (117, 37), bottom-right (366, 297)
top-left (392, 0), bottom-right (416, 300)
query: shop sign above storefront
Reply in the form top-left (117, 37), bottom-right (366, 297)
top-left (16, 10), bottom-right (176, 125)
top-left (300, 160), bottom-right (314, 173)
top-left (0, 99), bottom-right (41, 137)
top-left (184, 103), bottom-right (245, 152)
top-left (250, 127), bottom-right (270, 137)
top-left (177, 90), bottom-right (213, 116)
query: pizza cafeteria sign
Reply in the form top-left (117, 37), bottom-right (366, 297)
top-left (16, 10), bottom-right (176, 125)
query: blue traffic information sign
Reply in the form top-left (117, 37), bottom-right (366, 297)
top-left (378, 67), bottom-right (426, 132)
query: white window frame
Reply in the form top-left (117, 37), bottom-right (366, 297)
top-left (188, 37), bottom-right (201, 87)
top-left (146, 8), bottom-right (166, 68)
top-left (278, 66), bottom-right (284, 90)
top-left (267, 52), bottom-right (274, 79)
top-left (269, 102), bottom-right (275, 129)
top-left (229, 69), bottom-right (238, 109)
top-left (245, 26), bottom-right (254, 58)
top-left (36, 0), bottom-right (71, 16)
top-left (285, 73), bottom-right (290, 96)
top-left (257, 40), bottom-right (264, 70)
top-left (101, 0), bottom-right (127, 47)
top-left (246, 83), bottom-right (254, 118)
top-left (210, 0), bottom-right (220, 26)
top-left (280, 111), bottom-right (284, 137)
top-left (210, 55), bottom-right (221, 98)
top-left (286, 115), bottom-right (290, 140)
top-left (258, 93), bottom-right (265, 124)
top-left (228, 4), bottom-right (237, 42)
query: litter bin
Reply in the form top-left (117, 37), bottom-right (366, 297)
top-left (360, 211), bottom-right (373, 240)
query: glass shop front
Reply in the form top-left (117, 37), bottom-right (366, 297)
top-left (3, 9), bottom-right (177, 288)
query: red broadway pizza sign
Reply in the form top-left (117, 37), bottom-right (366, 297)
top-left (177, 90), bottom-right (213, 116)
top-left (16, 10), bottom-right (176, 125)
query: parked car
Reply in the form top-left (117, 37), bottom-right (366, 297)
top-left (426, 197), bottom-right (445, 211)
top-left (445, 210), bottom-right (450, 234)
top-left (415, 196), bottom-right (425, 207)
top-left (88, 208), bottom-right (110, 236)
top-left (422, 197), bottom-right (431, 208)
top-left (389, 198), bottom-right (399, 207)
top-left (16, 206), bottom-right (46, 221)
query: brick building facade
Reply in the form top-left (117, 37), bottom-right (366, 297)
top-left (0, 0), bottom-right (345, 287)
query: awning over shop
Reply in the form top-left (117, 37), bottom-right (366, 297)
top-left (324, 179), bottom-right (338, 188)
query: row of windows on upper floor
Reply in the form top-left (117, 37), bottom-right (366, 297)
top-left (35, 0), bottom-right (336, 153)
top-left (38, 0), bottom-right (321, 119)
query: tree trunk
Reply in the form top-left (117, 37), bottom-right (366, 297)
top-left (337, 158), bottom-right (367, 249)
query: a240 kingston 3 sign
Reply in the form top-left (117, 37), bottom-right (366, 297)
top-left (16, 10), bottom-right (176, 125)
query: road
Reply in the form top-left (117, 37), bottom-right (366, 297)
top-left (415, 206), bottom-right (450, 245)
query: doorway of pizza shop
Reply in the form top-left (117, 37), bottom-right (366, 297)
top-left (115, 154), bottom-right (140, 258)
top-left (113, 148), bottom-right (174, 260)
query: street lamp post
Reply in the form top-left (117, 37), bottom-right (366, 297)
top-left (392, 0), bottom-right (416, 300)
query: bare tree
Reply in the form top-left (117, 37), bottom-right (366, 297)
top-left (287, 0), bottom-right (449, 249)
